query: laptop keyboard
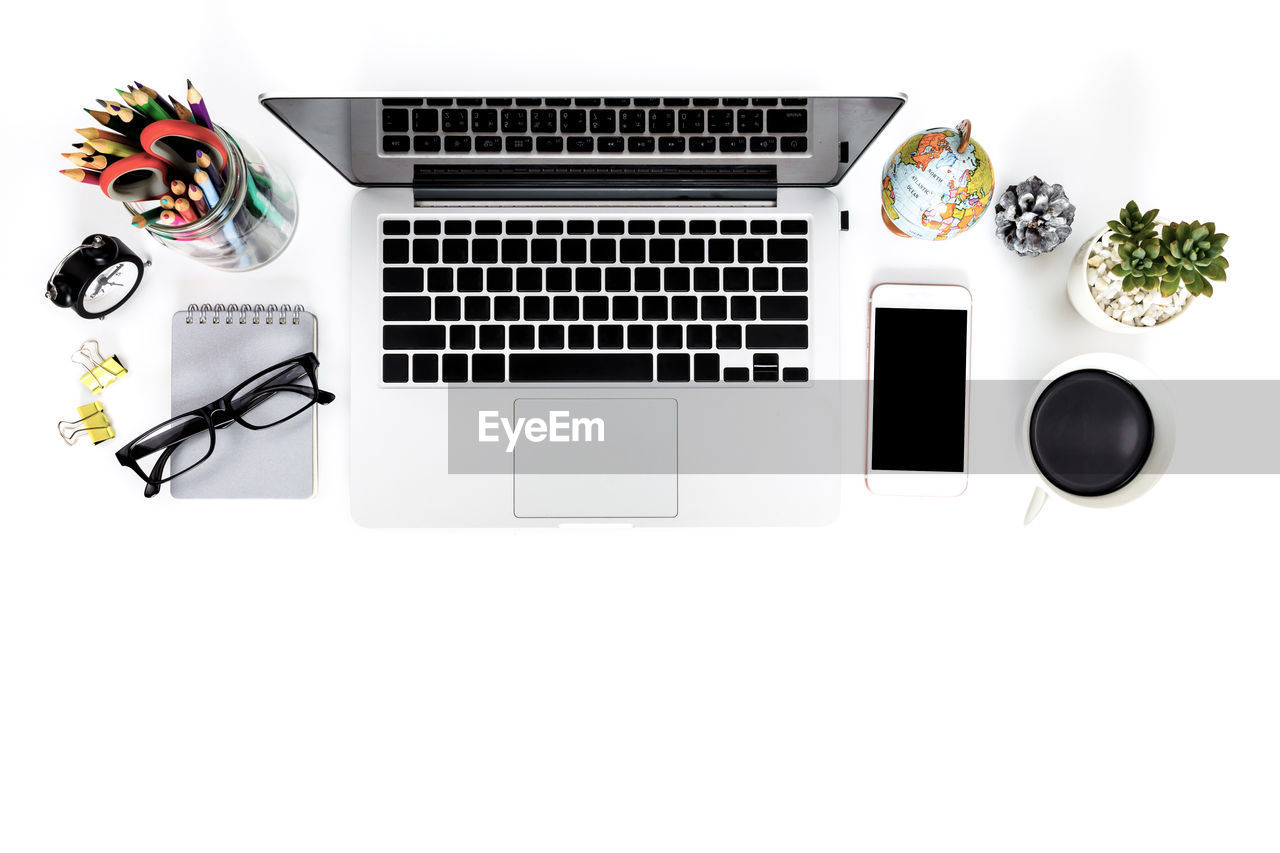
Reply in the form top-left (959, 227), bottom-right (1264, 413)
top-left (378, 98), bottom-right (810, 156)
top-left (380, 216), bottom-right (812, 385)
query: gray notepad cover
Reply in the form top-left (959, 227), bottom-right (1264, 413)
top-left (170, 310), bottom-right (317, 499)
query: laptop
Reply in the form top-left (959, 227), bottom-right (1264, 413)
top-left (260, 94), bottom-right (905, 526)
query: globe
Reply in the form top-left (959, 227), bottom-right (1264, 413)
top-left (880, 120), bottom-right (994, 241)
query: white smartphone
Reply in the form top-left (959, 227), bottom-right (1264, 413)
top-left (865, 283), bottom-right (972, 497)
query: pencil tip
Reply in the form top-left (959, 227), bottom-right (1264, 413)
top-left (96, 99), bottom-right (108, 108)
top-left (186, 78), bottom-right (194, 89)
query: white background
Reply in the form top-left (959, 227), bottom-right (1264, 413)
top-left (2, 3), bottom-right (1276, 851)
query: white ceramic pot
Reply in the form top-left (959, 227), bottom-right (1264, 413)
top-left (1022, 353), bottom-right (1176, 523)
top-left (1067, 225), bottom-right (1191, 333)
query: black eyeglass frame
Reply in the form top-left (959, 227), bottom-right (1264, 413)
top-left (115, 352), bottom-right (335, 498)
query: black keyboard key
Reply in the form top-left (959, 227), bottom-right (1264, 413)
top-left (656, 323), bottom-right (683, 349)
top-left (524, 296), bottom-right (550, 321)
top-left (768, 239), bottom-right (808, 263)
top-left (730, 295), bottom-right (757, 321)
top-left (719, 220), bottom-right (746, 235)
top-left (383, 267), bottom-right (423, 292)
top-left (603, 98), bottom-right (631, 107)
top-left (701, 295), bottom-right (727, 320)
top-left (383, 109), bottom-right (409, 132)
top-left (657, 353), bottom-right (689, 382)
top-left (575, 268), bottom-right (602, 292)
top-left (493, 296), bottom-right (520, 321)
top-left (506, 220), bottom-right (533, 235)
top-left (450, 325), bottom-right (476, 350)
top-left (471, 109), bottom-right (497, 133)
top-left (663, 98), bottom-right (690, 107)
top-left (707, 239), bottom-right (734, 263)
top-left (658, 220), bottom-right (685, 235)
top-left (536, 136), bottom-right (564, 153)
top-left (716, 324), bottom-right (742, 349)
top-left (531, 109), bottom-right (557, 132)
top-left (476, 135), bottom-right (502, 152)
top-left (435, 296), bottom-right (461, 321)
top-left (445, 220), bottom-right (471, 235)
top-left (590, 239), bottom-right (616, 264)
top-left (442, 239), bottom-right (468, 263)
top-left (708, 110), bottom-right (734, 133)
top-left (628, 137), bottom-right (655, 153)
top-left (692, 98), bottom-right (720, 106)
top-left (568, 324), bottom-right (594, 350)
top-left (633, 98), bottom-right (660, 107)
top-left (689, 137), bottom-right (716, 152)
top-left (515, 98), bottom-right (542, 106)
top-left (560, 239), bottom-right (587, 264)
top-left (382, 239), bottom-right (409, 264)
top-left (598, 324), bottom-right (624, 349)
top-left (782, 267), bottom-right (808, 291)
top-left (487, 268), bottom-right (513, 292)
top-left (750, 220), bottom-right (778, 235)
top-left (546, 268), bottom-right (573, 292)
top-left (605, 268), bottom-right (631, 292)
top-left (641, 296), bottom-right (668, 321)
top-left (612, 295), bottom-right (639, 320)
top-left (553, 296), bottom-right (579, 321)
top-left (722, 98), bottom-right (748, 106)
top-left (575, 98), bottom-right (601, 107)
top-left (648, 109), bottom-right (675, 133)
top-left (648, 238), bottom-right (675, 263)
top-left (619, 110), bottom-right (646, 133)
top-left (457, 268), bottom-right (483, 292)
top-left (686, 324), bottom-right (712, 349)
top-left (671, 296), bottom-right (697, 320)
top-left (471, 239), bottom-right (498, 264)
top-left (440, 109), bottom-right (467, 132)
top-left (382, 135), bottom-right (410, 152)
top-left (766, 109), bottom-right (808, 133)
top-left (509, 325), bottom-right (535, 350)
top-left (693, 268), bottom-right (719, 292)
top-left (781, 220), bottom-right (809, 234)
top-left (472, 354), bottom-right (505, 382)
top-left (751, 98), bottom-right (777, 107)
top-left (501, 239), bottom-right (528, 264)
top-left (619, 239), bottom-right (646, 264)
top-left (589, 109), bottom-right (617, 134)
top-left (780, 98), bottom-right (808, 106)
top-left (427, 268), bottom-right (453, 292)
top-left (382, 353), bottom-right (409, 383)
top-left (413, 109), bottom-right (439, 132)
top-left (538, 325), bottom-right (565, 350)
top-left (567, 136), bottom-right (594, 152)
top-left (634, 268), bottom-right (661, 291)
top-left (694, 353), bottom-right (719, 381)
top-left (505, 136), bottom-right (533, 152)
top-left (559, 109), bottom-right (586, 133)
top-left (384, 295), bottom-right (430, 321)
top-left (582, 296), bottom-right (609, 320)
top-left (746, 324), bottom-right (808, 349)
top-left (456, 98), bottom-right (483, 106)
top-left (678, 109), bottom-right (705, 133)
top-left (598, 136), bottom-right (624, 152)
top-left (678, 239), bottom-right (704, 263)
top-left (752, 268), bottom-right (778, 291)
top-left (659, 136), bottom-right (685, 152)
top-left (384, 324), bottom-right (445, 350)
top-left (724, 367), bottom-right (749, 382)
top-left (510, 354), bottom-right (652, 382)
top-left (567, 220), bottom-right (594, 234)
top-left (517, 268), bottom-right (543, 292)
top-left (719, 136), bottom-right (746, 152)
top-left (722, 267), bottom-right (749, 292)
top-left (737, 239), bottom-right (764, 264)
top-left (663, 268), bottom-right (690, 292)
top-left (441, 354), bottom-right (468, 383)
top-left (737, 109), bottom-right (763, 133)
top-left (783, 367), bottom-right (808, 382)
top-left (544, 98), bottom-right (571, 107)
top-left (414, 135), bottom-right (442, 152)
top-left (444, 136), bottom-right (471, 152)
top-left (781, 136), bottom-right (808, 153)
top-left (501, 109), bottom-right (527, 133)
top-left (413, 353), bottom-right (438, 383)
top-left (464, 296), bottom-right (490, 321)
top-left (627, 325), bottom-right (653, 350)
top-left (535, 220), bottom-right (563, 235)
top-left (750, 136), bottom-right (777, 153)
top-left (531, 239), bottom-right (557, 263)
top-left (689, 220), bottom-right (715, 235)
top-left (761, 295), bottom-right (808, 320)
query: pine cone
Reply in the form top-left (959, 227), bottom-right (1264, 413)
top-left (993, 176), bottom-right (1076, 256)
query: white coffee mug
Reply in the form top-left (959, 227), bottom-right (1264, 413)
top-left (1022, 353), bottom-right (1176, 524)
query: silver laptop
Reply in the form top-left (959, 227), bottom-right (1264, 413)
top-left (261, 94), bottom-right (904, 526)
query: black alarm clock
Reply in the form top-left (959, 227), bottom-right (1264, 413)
top-left (46, 234), bottom-right (150, 319)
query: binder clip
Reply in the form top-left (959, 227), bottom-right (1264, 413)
top-left (72, 339), bottom-right (128, 394)
top-left (58, 401), bottom-right (115, 446)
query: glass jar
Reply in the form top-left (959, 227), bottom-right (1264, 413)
top-left (125, 126), bottom-right (297, 271)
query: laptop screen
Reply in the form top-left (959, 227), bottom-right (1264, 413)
top-left (259, 95), bottom-right (904, 189)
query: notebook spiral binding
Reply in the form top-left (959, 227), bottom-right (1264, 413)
top-left (185, 303), bottom-right (305, 326)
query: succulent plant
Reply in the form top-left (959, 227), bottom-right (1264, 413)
top-left (1159, 221), bottom-right (1229, 297)
top-left (992, 176), bottom-right (1076, 256)
top-left (1107, 202), bottom-right (1166, 292)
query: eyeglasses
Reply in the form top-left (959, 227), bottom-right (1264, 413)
top-left (116, 353), bottom-right (335, 498)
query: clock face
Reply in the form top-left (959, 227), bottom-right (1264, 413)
top-left (82, 260), bottom-right (142, 315)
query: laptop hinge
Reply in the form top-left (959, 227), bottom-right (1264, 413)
top-left (411, 163), bottom-right (778, 203)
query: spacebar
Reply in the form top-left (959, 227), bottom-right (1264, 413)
top-left (509, 354), bottom-right (653, 382)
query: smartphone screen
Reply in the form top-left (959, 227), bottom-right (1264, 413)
top-left (870, 307), bottom-right (969, 472)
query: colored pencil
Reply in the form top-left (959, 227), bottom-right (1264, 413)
top-left (63, 151), bottom-right (119, 170)
top-left (133, 81), bottom-right (177, 119)
top-left (131, 88), bottom-right (170, 121)
top-left (159, 194), bottom-right (176, 209)
top-left (98, 99), bottom-right (128, 116)
top-left (174, 197), bottom-right (198, 223)
top-left (194, 149), bottom-right (224, 190)
top-left (87, 136), bottom-right (142, 157)
top-left (116, 88), bottom-right (137, 107)
top-left (84, 108), bottom-right (135, 138)
top-left (187, 182), bottom-right (210, 216)
top-left (72, 141), bottom-right (96, 154)
top-left (186, 79), bottom-right (212, 128)
top-left (75, 127), bottom-right (131, 144)
top-left (170, 178), bottom-right (187, 197)
top-left (60, 168), bottom-right (100, 185)
top-left (158, 209), bottom-right (182, 227)
top-left (131, 207), bottom-right (165, 228)
top-left (134, 81), bottom-right (162, 101)
top-left (169, 96), bottom-right (194, 123)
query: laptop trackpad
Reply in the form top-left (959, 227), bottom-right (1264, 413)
top-left (513, 398), bottom-right (678, 518)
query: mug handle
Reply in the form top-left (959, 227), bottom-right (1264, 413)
top-left (1023, 487), bottom-right (1049, 526)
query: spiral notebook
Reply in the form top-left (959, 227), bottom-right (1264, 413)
top-left (171, 304), bottom-right (319, 499)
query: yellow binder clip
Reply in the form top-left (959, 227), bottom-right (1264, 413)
top-left (58, 401), bottom-right (115, 446)
top-left (72, 339), bottom-right (127, 394)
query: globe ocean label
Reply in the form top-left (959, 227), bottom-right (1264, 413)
top-left (881, 128), bottom-right (994, 241)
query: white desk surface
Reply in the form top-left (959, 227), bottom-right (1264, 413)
top-left (3, 2), bottom-right (1276, 851)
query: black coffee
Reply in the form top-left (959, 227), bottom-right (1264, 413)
top-left (1029, 369), bottom-right (1155, 497)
